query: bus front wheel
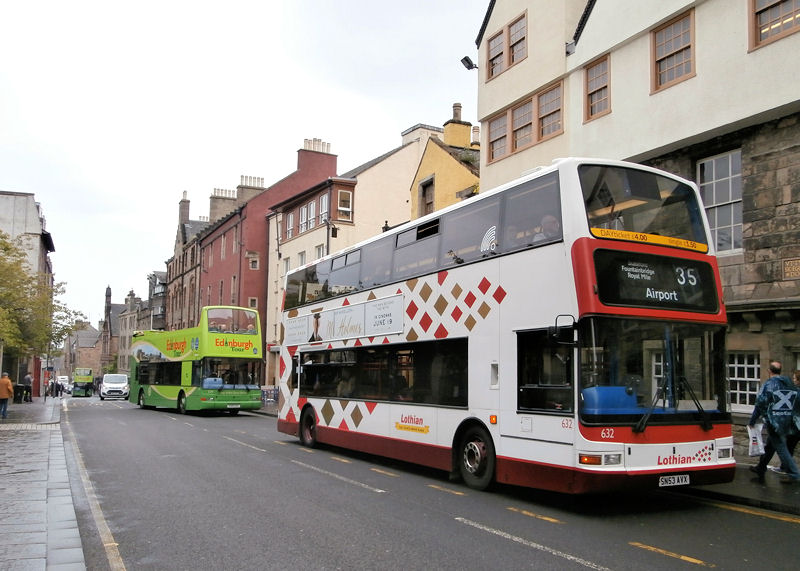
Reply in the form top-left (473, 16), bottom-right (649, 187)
top-left (299, 407), bottom-right (317, 448)
top-left (458, 425), bottom-right (495, 491)
top-left (177, 393), bottom-right (187, 415)
top-left (138, 391), bottom-right (147, 409)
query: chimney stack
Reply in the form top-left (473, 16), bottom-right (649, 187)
top-left (179, 191), bottom-right (190, 225)
top-left (453, 102), bottom-right (462, 121)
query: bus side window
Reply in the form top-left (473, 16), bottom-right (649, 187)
top-left (517, 330), bottom-right (573, 412)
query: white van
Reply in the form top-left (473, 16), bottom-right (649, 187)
top-left (100, 374), bottom-right (130, 400)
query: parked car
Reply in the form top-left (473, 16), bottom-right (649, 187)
top-left (100, 373), bottom-right (130, 400)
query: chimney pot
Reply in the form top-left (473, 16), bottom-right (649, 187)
top-left (453, 103), bottom-right (462, 121)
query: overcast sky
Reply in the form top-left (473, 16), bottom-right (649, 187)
top-left (0, 0), bottom-right (488, 324)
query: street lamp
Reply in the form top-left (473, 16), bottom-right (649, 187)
top-left (461, 56), bottom-right (478, 70)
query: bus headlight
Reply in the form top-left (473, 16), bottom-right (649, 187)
top-left (718, 448), bottom-right (732, 459)
top-left (604, 453), bottom-right (622, 465)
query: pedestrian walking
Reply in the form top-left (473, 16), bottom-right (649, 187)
top-left (748, 361), bottom-right (800, 484)
top-left (0, 372), bottom-right (14, 419)
top-left (22, 372), bottom-right (33, 402)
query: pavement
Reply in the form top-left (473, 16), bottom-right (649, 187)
top-left (1, 399), bottom-right (798, 570)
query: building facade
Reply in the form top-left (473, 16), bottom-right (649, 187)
top-left (474, 0), bottom-right (800, 414)
top-left (0, 190), bottom-right (55, 393)
top-left (265, 107), bottom-right (480, 385)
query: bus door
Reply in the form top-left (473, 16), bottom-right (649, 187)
top-left (499, 328), bottom-right (576, 445)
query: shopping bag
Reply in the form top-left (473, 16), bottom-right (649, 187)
top-left (747, 423), bottom-right (765, 456)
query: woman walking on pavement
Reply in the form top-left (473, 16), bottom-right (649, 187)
top-left (0, 372), bottom-right (14, 419)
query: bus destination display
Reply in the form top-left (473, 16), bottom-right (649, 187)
top-left (594, 250), bottom-right (718, 312)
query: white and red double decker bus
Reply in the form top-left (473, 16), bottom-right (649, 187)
top-left (277, 157), bottom-right (734, 494)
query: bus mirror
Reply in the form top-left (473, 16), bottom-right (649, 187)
top-left (550, 314), bottom-right (576, 345)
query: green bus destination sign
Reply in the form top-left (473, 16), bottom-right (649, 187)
top-left (594, 250), bottom-right (718, 313)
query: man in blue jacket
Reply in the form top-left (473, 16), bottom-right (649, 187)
top-left (748, 361), bottom-right (800, 484)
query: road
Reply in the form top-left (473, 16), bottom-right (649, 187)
top-left (63, 396), bottom-right (798, 570)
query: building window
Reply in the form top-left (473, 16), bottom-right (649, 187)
top-left (509, 15), bottom-right (527, 64)
top-left (652, 11), bottom-right (695, 91)
top-left (220, 233), bottom-right (226, 260)
top-left (728, 352), bottom-right (761, 412)
top-left (308, 201), bottom-right (316, 229)
top-left (487, 13), bottom-right (527, 79)
top-left (487, 81), bottom-right (563, 163)
top-left (488, 32), bottom-right (504, 78)
top-left (299, 205), bottom-right (308, 233)
top-left (248, 297), bottom-right (258, 309)
top-left (585, 56), bottom-right (610, 120)
top-left (752, 0), bottom-right (800, 48)
top-left (218, 280), bottom-right (224, 304)
top-left (538, 84), bottom-right (562, 139)
top-left (319, 194), bottom-right (329, 223)
top-left (512, 101), bottom-right (533, 150)
top-left (286, 213), bottom-right (294, 239)
top-left (697, 150), bottom-right (743, 253)
top-left (298, 251), bottom-right (306, 267)
top-left (232, 226), bottom-right (238, 253)
top-left (230, 275), bottom-right (236, 305)
top-left (489, 116), bottom-right (507, 160)
top-left (419, 178), bottom-right (435, 216)
top-left (315, 244), bottom-right (325, 259)
top-left (283, 257), bottom-right (291, 275)
top-left (249, 257), bottom-right (259, 270)
top-left (338, 190), bottom-right (353, 221)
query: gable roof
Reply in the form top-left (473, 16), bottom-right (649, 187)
top-left (428, 137), bottom-right (480, 177)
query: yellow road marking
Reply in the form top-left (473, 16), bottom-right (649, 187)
top-left (331, 456), bottom-right (351, 463)
top-left (507, 506), bottom-right (564, 524)
top-left (629, 542), bottom-right (715, 567)
top-left (705, 501), bottom-right (800, 524)
top-left (427, 484), bottom-right (466, 496)
top-left (371, 468), bottom-right (399, 477)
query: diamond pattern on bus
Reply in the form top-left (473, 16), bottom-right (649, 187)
top-left (419, 282), bottom-right (433, 302)
top-left (434, 295), bottom-right (448, 315)
top-left (351, 405), bottom-right (363, 427)
top-left (419, 313), bottom-right (433, 332)
top-left (321, 400), bottom-right (335, 425)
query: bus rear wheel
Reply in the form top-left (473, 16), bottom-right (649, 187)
top-left (459, 425), bottom-right (495, 491)
top-left (177, 394), bottom-right (187, 415)
top-left (138, 391), bottom-right (147, 409)
top-left (299, 407), bottom-right (317, 448)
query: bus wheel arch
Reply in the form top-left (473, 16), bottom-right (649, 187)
top-left (454, 420), bottom-right (496, 491)
top-left (299, 405), bottom-right (318, 448)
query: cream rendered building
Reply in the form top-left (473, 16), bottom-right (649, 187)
top-left (475, 0), bottom-right (800, 413)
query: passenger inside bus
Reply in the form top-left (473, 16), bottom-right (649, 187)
top-left (533, 214), bottom-right (561, 242)
top-left (336, 368), bottom-right (355, 398)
